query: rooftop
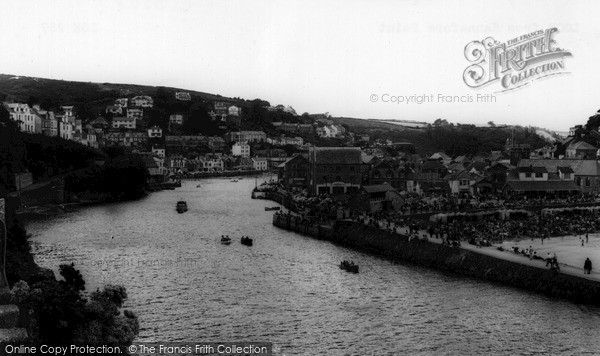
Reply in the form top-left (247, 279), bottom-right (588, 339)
top-left (312, 147), bottom-right (362, 165)
top-left (362, 182), bottom-right (397, 194)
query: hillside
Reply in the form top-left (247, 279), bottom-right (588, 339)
top-left (0, 73), bottom-right (554, 157)
top-left (0, 74), bottom-right (245, 117)
top-left (332, 116), bottom-right (550, 155)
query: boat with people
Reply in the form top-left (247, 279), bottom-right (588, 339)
top-left (196, 184), bottom-right (201, 188)
top-left (339, 260), bottom-right (359, 273)
top-left (241, 236), bottom-right (253, 246)
top-left (230, 179), bottom-right (238, 182)
top-left (264, 207), bottom-right (281, 211)
top-left (221, 235), bottom-right (231, 245)
top-left (176, 200), bottom-right (188, 213)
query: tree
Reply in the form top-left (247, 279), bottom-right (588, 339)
top-left (585, 110), bottom-right (600, 131)
top-left (183, 102), bottom-right (219, 135)
top-left (11, 265), bottom-right (139, 348)
top-left (433, 118), bottom-right (449, 126)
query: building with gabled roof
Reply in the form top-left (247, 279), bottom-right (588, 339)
top-left (106, 105), bottom-right (123, 115)
top-left (421, 160), bottom-right (448, 175)
top-left (278, 154), bottom-right (308, 188)
top-left (112, 117), bottom-right (136, 129)
top-left (503, 159), bottom-right (581, 195)
top-left (308, 147), bottom-right (362, 195)
top-left (445, 171), bottom-right (482, 196)
top-left (348, 182), bottom-right (404, 213)
top-left (517, 158), bottom-right (600, 193)
top-left (565, 140), bottom-right (598, 158)
top-left (131, 95), bottom-right (153, 108)
top-left (3, 102), bottom-right (42, 134)
top-left (175, 92), bottom-right (191, 101)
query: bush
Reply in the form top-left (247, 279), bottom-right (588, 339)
top-left (10, 264), bottom-right (139, 349)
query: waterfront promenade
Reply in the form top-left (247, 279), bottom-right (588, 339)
top-left (372, 221), bottom-right (600, 282)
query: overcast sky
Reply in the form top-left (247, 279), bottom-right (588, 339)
top-left (0, 0), bottom-right (597, 131)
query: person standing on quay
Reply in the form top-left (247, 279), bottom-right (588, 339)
top-left (584, 258), bottom-right (592, 275)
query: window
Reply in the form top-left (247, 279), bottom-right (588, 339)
top-left (332, 186), bottom-right (345, 195)
top-left (535, 172), bottom-right (543, 178)
top-left (576, 177), bottom-right (582, 186)
top-left (336, 176), bottom-right (341, 182)
top-left (459, 179), bottom-right (469, 186)
top-left (586, 177), bottom-right (591, 187)
top-left (524, 173), bottom-right (531, 178)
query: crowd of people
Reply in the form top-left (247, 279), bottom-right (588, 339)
top-left (399, 193), bottom-right (600, 216)
top-left (264, 182), bottom-right (599, 275)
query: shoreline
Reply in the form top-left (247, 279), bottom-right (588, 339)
top-left (272, 213), bottom-right (600, 305)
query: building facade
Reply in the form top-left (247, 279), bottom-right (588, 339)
top-left (3, 103), bottom-right (42, 134)
top-left (308, 147), bottom-right (362, 195)
top-left (231, 142), bottom-right (251, 157)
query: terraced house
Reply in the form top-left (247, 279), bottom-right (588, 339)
top-left (3, 103), bottom-right (42, 134)
top-left (514, 159), bottom-right (600, 194)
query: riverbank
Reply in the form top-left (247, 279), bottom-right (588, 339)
top-left (273, 213), bottom-right (600, 305)
top-left (182, 170), bottom-right (268, 180)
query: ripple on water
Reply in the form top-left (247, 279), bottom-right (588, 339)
top-left (26, 179), bottom-right (600, 355)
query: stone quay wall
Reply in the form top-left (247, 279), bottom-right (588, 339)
top-left (273, 213), bottom-right (600, 305)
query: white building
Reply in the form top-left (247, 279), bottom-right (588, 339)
top-left (175, 92), bottom-right (191, 101)
top-left (59, 120), bottom-right (74, 140)
top-left (267, 136), bottom-right (304, 146)
top-left (131, 95), bottom-right (153, 108)
top-left (228, 105), bottom-right (241, 117)
top-left (167, 155), bottom-right (187, 173)
top-left (197, 156), bottom-right (224, 171)
top-left (115, 98), bottom-right (129, 107)
top-left (148, 126), bottom-right (163, 138)
top-left (231, 142), bottom-right (250, 157)
top-left (127, 107), bottom-right (143, 119)
top-left (169, 114), bottom-right (184, 125)
top-left (61, 106), bottom-right (74, 119)
top-left (3, 103), bottom-right (42, 134)
top-left (252, 158), bottom-right (268, 171)
top-left (112, 117), bottom-right (136, 129)
top-left (152, 146), bottom-right (165, 158)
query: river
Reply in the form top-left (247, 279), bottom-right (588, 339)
top-left (27, 178), bottom-right (600, 355)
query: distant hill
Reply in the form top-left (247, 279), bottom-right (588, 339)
top-left (0, 74), bottom-right (245, 116)
top-left (332, 116), bottom-right (550, 156)
top-left (0, 73), bottom-right (555, 157)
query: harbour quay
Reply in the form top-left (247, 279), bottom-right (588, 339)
top-left (272, 212), bottom-right (600, 305)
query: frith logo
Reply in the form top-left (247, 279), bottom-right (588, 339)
top-left (463, 28), bottom-right (571, 92)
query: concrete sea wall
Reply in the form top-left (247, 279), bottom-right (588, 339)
top-left (273, 214), bottom-right (600, 305)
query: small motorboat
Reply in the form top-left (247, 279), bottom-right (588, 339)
top-left (264, 207), bottom-right (281, 211)
top-left (176, 200), bottom-right (188, 213)
top-left (196, 184), bottom-right (201, 188)
top-left (221, 236), bottom-right (231, 245)
top-left (339, 260), bottom-right (359, 273)
top-left (241, 236), bottom-right (253, 246)
top-left (230, 179), bottom-right (238, 182)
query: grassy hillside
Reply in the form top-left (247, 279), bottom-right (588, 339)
top-left (0, 74), bottom-right (244, 118)
top-left (332, 116), bottom-right (549, 156)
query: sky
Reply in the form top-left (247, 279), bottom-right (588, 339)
top-left (0, 0), bottom-right (598, 132)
